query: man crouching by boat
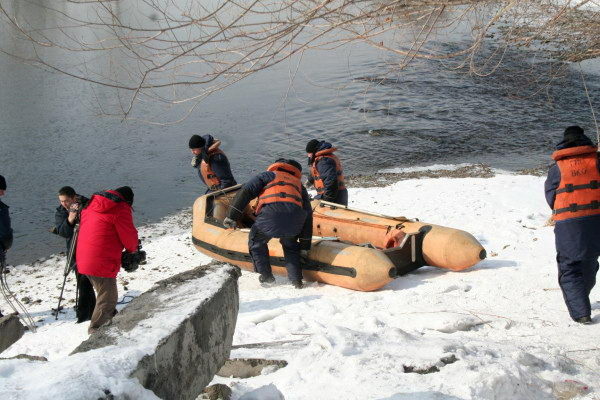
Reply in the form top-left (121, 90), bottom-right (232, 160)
top-left (76, 186), bottom-right (139, 334)
top-left (223, 159), bottom-right (312, 288)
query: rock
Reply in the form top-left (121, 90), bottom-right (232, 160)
top-left (0, 354), bottom-right (48, 362)
top-left (440, 354), bottom-right (458, 365)
top-left (72, 263), bottom-right (240, 400)
top-left (200, 384), bottom-right (232, 400)
top-left (98, 389), bottom-right (114, 400)
top-left (217, 358), bottom-right (288, 378)
top-left (21, 296), bottom-right (31, 304)
top-left (403, 364), bottom-right (439, 374)
top-left (0, 314), bottom-right (26, 353)
top-left (403, 354), bottom-right (458, 374)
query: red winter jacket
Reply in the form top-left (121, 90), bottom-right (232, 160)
top-left (76, 190), bottom-right (139, 278)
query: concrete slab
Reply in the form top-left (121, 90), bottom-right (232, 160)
top-left (0, 314), bottom-right (25, 354)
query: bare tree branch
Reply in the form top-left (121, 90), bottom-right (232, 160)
top-left (0, 0), bottom-right (597, 121)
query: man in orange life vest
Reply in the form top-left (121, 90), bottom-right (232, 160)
top-left (189, 134), bottom-right (237, 193)
top-left (545, 126), bottom-right (599, 324)
top-left (306, 139), bottom-right (348, 206)
top-left (223, 159), bottom-right (312, 288)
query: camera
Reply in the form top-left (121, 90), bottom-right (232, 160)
top-left (121, 240), bottom-right (147, 273)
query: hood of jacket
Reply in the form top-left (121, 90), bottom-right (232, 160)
top-left (202, 134), bottom-right (215, 151)
top-left (86, 190), bottom-right (129, 214)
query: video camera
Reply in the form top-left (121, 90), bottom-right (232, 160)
top-left (121, 240), bottom-right (147, 273)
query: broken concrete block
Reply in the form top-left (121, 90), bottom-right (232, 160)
top-left (72, 263), bottom-right (241, 400)
top-left (0, 314), bottom-right (25, 354)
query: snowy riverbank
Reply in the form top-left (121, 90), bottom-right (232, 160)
top-left (1, 167), bottom-right (599, 399)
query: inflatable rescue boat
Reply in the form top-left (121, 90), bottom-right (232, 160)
top-left (192, 185), bottom-right (426, 291)
top-left (192, 186), bottom-right (486, 291)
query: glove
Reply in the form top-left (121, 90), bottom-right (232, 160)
top-left (191, 155), bottom-right (200, 168)
top-left (223, 217), bottom-right (237, 229)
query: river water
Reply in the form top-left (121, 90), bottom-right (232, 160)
top-left (1, 2), bottom-right (599, 264)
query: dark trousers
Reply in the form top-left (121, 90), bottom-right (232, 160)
top-left (248, 225), bottom-right (302, 281)
top-left (86, 275), bottom-right (118, 333)
top-left (336, 189), bottom-right (348, 206)
top-left (75, 270), bottom-right (96, 323)
top-left (557, 255), bottom-right (599, 320)
top-left (316, 189), bottom-right (348, 206)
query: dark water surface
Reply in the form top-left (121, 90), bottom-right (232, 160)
top-left (1, 4), bottom-right (599, 265)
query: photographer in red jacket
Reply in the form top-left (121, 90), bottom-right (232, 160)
top-left (76, 186), bottom-right (138, 334)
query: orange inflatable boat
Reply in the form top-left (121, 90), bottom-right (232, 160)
top-left (192, 186), bottom-right (424, 291)
top-left (312, 200), bottom-right (486, 271)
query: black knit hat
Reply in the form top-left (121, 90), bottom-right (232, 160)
top-left (564, 126), bottom-right (585, 140)
top-left (305, 139), bottom-right (320, 154)
top-left (188, 135), bottom-right (205, 149)
top-left (0, 175), bottom-right (6, 191)
top-left (115, 186), bottom-right (134, 205)
top-left (275, 158), bottom-right (302, 173)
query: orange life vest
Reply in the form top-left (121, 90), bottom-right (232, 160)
top-left (309, 148), bottom-right (346, 194)
top-left (255, 162), bottom-right (303, 214)
top-left (552, 145), bottom-right (600, 221)
top-left (200, 141), bottom-right (224, 190)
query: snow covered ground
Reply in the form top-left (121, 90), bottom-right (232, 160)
top-left (1, 167), bottom-right (599, 400)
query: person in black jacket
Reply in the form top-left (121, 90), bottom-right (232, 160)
top-left (224, 159), bottom-right (312, 288)
top-left (189, 134), bottom-right (237, 193)
top-left (545, 126), bottom-right (600, 324)
top-left (0, 175), bottom-right (13, 318)
top-left (53, 186), bottom-right (96, 323)
top-left (306, 139), bottom-right (348, 206)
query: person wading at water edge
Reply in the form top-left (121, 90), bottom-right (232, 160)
top-left (0, 175), bottom-right (13, 318)
top-left (76, 186), bottom-right (139, 334)
top-left (52, 186), bottom-right (96, 323)
top-left (305, 139), bottom-right (348, 206)
top-left (189, 134), bottom-right (237, 193)
top-left (545, 126), bottom-right (600, 324)
top-left (223, 159), bottom-right (312, 288)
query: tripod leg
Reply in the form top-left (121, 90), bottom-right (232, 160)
top-left (54, 275), bottom-right (68, 320)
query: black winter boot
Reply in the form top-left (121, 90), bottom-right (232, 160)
top-left (291, 280), bottom-right (303, 289)
top-left (259, 274), bottom-right (275, 284)
top-left (574, 316), bottom-right (592, 324)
